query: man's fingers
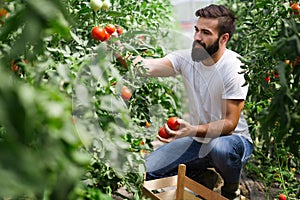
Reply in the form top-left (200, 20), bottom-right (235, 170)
top-left (156, 135), bottom-right (173, 143)
top-left (177, 118), bottom-right (187, 127)
top-left (164, 123), bottom-right (176, 136)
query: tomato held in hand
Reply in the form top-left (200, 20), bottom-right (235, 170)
top-left (91, 27), bottom-right (106, 41)
top-left (278, 194), bottom-right (286, 200)
top-left (105, 24), bottom-right (116, 35)
top-left (158, 126), bottom-right (170, 139)
top-left (167, 117), bottom-right (180, 130)
top-left (121, 85), bottom-right (132, 100)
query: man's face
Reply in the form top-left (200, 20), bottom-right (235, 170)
top-left (191, 18), bottom-right (220, 62)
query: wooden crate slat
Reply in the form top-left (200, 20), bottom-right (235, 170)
top-left (155, 190), bottom-right (176, 199)
top-left (143, 175), bottom-right (178, 191)
top-left (183, 190), bottom-right (202, 200)
top-left (184, 176), bottom-right (227, 200)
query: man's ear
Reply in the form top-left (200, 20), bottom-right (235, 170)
top-left (220, 33), bottom-right (230, 44)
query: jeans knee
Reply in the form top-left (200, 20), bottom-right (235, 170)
top-left (209, 136), bottom-right (243, 168)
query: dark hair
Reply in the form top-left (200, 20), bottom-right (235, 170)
top-left (195, 4), bottom-right (236, 40)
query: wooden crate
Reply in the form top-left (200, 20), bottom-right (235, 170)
top-left (142, 164), bottom-right (228, 200)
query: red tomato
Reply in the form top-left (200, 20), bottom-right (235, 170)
top-left (11, 64), bottom-right (18, 72)
top-left (273, 72), bottom-right (279, 79)
top-left (158, 126), bottom-right (170, 139)
top-left (285, 59), bottom-right (290, 65)
top-left (91, 27), bottom-right (106, 41)
top-left (293, 56), bottom-right (300, 66)
top-left (121, 85), bottom-right (132, 100)
top-left (10, 60), bottom-right (18, 72)
top-left (291, 3), bottom-right (300, 11)
top-left (291, 2), bottom-right (300, 15)
top-left (264, 76), bottom-right (270, 83)
top-left (105, 24), bottom-right (116, 35)
top-left (116, 26), bottom-right (123, 36)
top-left (104, 30), bottom-right (111, 41)
top-left (167, 117), bottom-right (180, 130)
top-left (145, 121), bottom-right (151, 128)
top-left (278, 194), bottom-right (286, 200)
top-left (0, 8), bottom-right (8, 18)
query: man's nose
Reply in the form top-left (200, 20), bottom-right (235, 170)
top-left (194, 31), bottom-right (202, 42)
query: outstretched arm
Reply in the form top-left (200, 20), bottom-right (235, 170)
top-left (134, 56), bottom-right (176, 77)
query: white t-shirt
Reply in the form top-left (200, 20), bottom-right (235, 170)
top-left (166, 49), bottom-right (252, 143)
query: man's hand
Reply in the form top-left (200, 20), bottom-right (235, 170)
top-left (157, 119), bottom-right (198, 143)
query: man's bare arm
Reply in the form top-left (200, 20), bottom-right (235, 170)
top-left (134, 56), bottom-right (176, 77)
top-left (196, 99), bottom-right (244, 138)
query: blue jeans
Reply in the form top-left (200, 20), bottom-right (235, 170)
top-left (146, 134), bottom-right (253, 184)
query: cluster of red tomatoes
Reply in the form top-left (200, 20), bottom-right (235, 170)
top-left (89, 0), bottom-right (123, 42)
top-left (91, 24), bottom-right (123, 42)
top-left (158, 117), bottom-right (180, 139)
top-left (290, 2), bottom-right (300, 15)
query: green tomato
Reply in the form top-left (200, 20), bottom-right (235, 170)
top-left (101, 0), bottom-right (111, 10)
top-left (90, 0), bottom-right (103, 11)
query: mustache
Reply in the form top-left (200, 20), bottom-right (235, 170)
top-left (192, 40), bottom-right (206, 48)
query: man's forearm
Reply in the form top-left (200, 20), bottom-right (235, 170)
top-left (195, 119), bottom-right (235, 138)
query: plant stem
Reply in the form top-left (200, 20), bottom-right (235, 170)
top-left (275, 143), bottom-right (287, 192)
top-left (93, 10), bottom-right (96, 26)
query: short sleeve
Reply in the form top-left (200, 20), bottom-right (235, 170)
top-left (221, 59), bottom-right (248, 100)
top-left (222, 76), bottom-right (248, 100)
top-left (165, 49), bottom-right (192, 75)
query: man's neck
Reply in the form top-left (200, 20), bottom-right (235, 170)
top-left (202, 47), bottom-right (226, 66)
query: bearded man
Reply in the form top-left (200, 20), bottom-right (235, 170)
top-left (134, 4), bottom-right (253, 200)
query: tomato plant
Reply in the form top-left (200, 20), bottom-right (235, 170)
top-left (0, 0), bottom-right (180, 199)
top-left (0, 0), bottom-right (181, 199)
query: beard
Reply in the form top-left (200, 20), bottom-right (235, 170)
top-left (191, 38), bottom-right (220, 62)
